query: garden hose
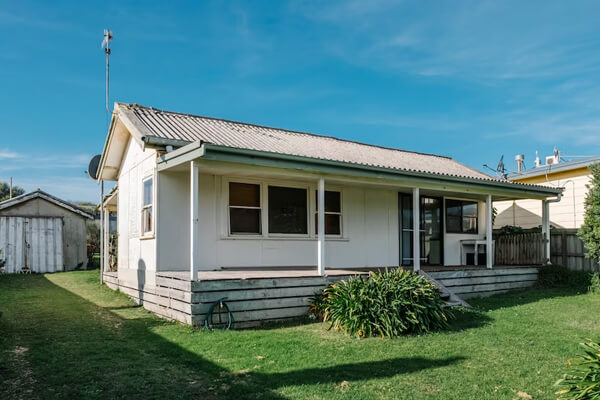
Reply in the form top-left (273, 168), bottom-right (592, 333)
top-left (204, 297), bottom-right (234, 330)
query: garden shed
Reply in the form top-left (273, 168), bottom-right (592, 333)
top-left (0, 190), bottom-right (94, 273)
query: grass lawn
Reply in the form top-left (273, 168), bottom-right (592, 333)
top-left (1, 271), bottom-right (599, 399)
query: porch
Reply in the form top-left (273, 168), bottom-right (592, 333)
top-left (151, 154), bottom-right (557, 277)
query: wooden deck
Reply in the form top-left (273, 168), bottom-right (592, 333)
top-left (420, 265), bottom-right (540, 272)
top-left (157, 268), bottom-right (368, 282)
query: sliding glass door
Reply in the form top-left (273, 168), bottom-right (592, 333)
top-left (399, 194), bottom-right (443, 266)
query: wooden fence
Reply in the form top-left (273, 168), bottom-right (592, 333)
top-left (493, 229), bottom-right (600, 272)
top-left (550, 229), bottom-right (600, 272)
top-left (494, 232), bottom-right (544, 266)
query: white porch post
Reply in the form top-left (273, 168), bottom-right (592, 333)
top-left (486, 194), bottom-right (493, 269)
top-left (317, 177), bottom-right (326, 276)
top-left (190, 161), bottom-right (199, 281)
top-left (542, 199), bottom-right (550, 264)
top-left (99, 181), bottom-right (104, 284)
top-left (412, 187), bottom-right (420, 271)
top-left (103, 208), bottom-right (110, 272)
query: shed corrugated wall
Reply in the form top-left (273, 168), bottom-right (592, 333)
top-left (0, 216), bottom-right (64, 273)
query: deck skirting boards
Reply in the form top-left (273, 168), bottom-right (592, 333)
top-left (428, 267), bottom-right (539, 299)
top-left (102, 271), bottom-right (361, 328)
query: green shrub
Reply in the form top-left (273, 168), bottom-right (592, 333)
top-left (578, 163), bottom-right (600, 263)
top-left (537, 265), bottom-right (594, 291)
top-left (556, 340), bottom-right (600, 399)
top-left (310, 269), bottom-right (453, 338)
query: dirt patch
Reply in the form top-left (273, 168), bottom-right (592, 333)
top-left (2, 345), bottom-right (36, 400)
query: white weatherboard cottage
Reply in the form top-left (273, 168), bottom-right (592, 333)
top-left (97, 103), bottom-right (562, 326)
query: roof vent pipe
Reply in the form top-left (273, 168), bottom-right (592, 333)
top-left (515, 154), bottom-right (525, 172)
top-left (534, 151), bottom-right (541, 168)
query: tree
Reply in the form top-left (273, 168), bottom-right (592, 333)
top-left (0, 181), bottom-right (25, 202)
top-left (578, 163), bottom-right (600, 262)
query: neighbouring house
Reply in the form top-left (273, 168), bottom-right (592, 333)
top-left (96, 103), bottom-right (562, 327)
top-left (494, 152), bottom-right (600, 229)
top-left (0, 190), bottom-right (94, 273)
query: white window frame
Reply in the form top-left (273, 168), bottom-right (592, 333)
top-left (227, 181), bottom-right (263, 236)
top-left (266, 183), bottom-right (311, 238)
top-left (313, 189), bottom-right (343, 237)
top-left (444, 196), bottom-right (480, 235)
top-left (222, 177), bottom-right (314, 239)
top-left (141, 175), bottom-right (154, 236)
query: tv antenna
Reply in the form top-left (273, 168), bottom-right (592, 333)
top-left (101, 29), bottom-right (113, 113)
top-left (483, 155), bottom-right (508, 180)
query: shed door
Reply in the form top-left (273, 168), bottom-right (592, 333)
top-left (0, 217), bottom-right (63, 273)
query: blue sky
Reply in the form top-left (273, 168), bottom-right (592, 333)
top-left (1, 1), bottom-right (600, 202)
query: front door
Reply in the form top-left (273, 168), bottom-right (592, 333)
top-left (399, 194), bottom-right (443, 266)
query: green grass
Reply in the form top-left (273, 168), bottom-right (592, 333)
top-left (0, 271), bottom-right (599, 399)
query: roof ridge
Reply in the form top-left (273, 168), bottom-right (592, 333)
top-left (119, 102), bottom-right (454, 160)
top-left (0, 189), bottom-right (94, 218)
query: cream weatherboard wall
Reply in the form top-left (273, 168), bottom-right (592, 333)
top-left (494, 173), bottom-right (590, 229)
top-left (116, 138), bottom-right (158, 287)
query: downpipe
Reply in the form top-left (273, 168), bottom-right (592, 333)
top-left (543, 193), bottom-right (562, 265)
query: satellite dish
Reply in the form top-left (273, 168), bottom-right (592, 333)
top-left (87, 155), bottom-right (101, 180)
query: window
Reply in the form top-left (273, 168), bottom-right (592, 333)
top-left (314, 190), bottom-right (342, 235)
top-left (142, 177), bottom-right (153, 234)
top-left (446, 199), bottom-right (478, 233)
top-left (268, 186), bottom-right (308, 234)
top-left (229, 182), bottom-right (261, 234)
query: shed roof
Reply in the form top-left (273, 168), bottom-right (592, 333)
top-left (0, 190), bottom-right (94, 219)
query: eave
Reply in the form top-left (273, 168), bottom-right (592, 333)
top-left (157, 142), bottom-right (563, 200)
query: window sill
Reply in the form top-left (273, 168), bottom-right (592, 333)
top-left (140, 234), bottom-right (155, 240)
top-left (220, 235), bottom-right (350, 242)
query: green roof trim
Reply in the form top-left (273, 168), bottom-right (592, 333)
top-left (157, 142), bottom-right (563, 199)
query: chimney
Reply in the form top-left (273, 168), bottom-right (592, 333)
top-left (515, 154), bottom-right (525, 172)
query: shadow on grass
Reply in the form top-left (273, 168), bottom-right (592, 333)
top-left (467, 286), bottom-right (587, 311)
top-left (447, 307), bottom-right (493, 332)
top-left (0, 273), bottom-right (467, 400)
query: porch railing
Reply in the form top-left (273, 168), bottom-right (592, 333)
top-left (494, 232), bottom-right (544, 266)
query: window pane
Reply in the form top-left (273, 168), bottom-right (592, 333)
top-left (446, 216), bottom-right (461, 233)
top-left (325, 191), bottom-right (341, 212)
top-left (463, 217), bottom-right (478, 233)
top-left (401, 233), bottom-right (413, 265)
top-left (315, 214), bottom-right (341, 235)
top-left (315, 191), bottom-right (341, 213)
top-left (229, 182), bottom-right (260, 207)
top-left (326, 214), bottom-right (341, 235)
top-left (143, 207), bottom-right (152, 233)
top-left (230, 208), bottom-right (261, 234)
top-left (463, 202), bottom-right (478, 217)
top-left (269, 186), bottom-right (307, 234)
top-left (143, 179), bottom-right (153, 206)
top-left (401, 195), bottom-right (413, 230)
top-left (446, 199), bottom-right (461, 217)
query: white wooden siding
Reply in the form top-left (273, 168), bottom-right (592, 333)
top-left (0, 216), bottom-right (64, 273)
top-left (116, 138), bottom-right (158, 287)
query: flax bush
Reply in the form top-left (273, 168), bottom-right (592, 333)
top-left (556, 341), bottom-right (600, 399)
top-left (310, 269), bottom-right (453, 338)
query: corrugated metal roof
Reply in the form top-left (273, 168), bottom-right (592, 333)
top-left (117, 103), bottom-right (493, 180)
top-left (508, 155), bottom-right (600, 180)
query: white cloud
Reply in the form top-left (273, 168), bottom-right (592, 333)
top-left (0, 149), bottom-right (21, 159)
